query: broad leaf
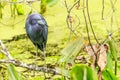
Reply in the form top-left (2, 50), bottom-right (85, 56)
top-left (7, 64), bottom-right (24, 80)
top-left (86, 44), bottom-right (108, 70)
top-left (17, 4), bottom-right (24, 15)
top-left (46, 0), bottom-right (58, 7)
top-left (105, 50), bottom-right (113, 69)
top-left (108, 39), bottom-right (117, 75)
top-left (102, 69), bottom-right (117, 80)
top-left (108, 39), bottom-right (117, 61)
top-left (70, 64), bottom-right (98, 80)
top-left (60, 38), bottom-right (84, 63)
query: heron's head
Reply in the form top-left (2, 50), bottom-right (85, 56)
top-left (27, 13), bottom-right (46, 26)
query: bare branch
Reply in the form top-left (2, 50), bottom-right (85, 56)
top-left (64, 0), bottom-right (81, 37)
top-left (103, 0), bottom-right (117, 20)
top-left (82, 0), bottom-right (98, 67)
top-left (0, 0), bottom-right (40, 4)
top-left (102, 0), bottom-right (104, 20)
top-left (0, 40), bottom-right (13, 60)
top-left (0, 59), bottom-right (59, 75)
top-left (0, 40), bottom-right (60, 75)
top-left (68, 0), bottom-right (80, 13)
top-left (86, 0), bottom-right (100, 44)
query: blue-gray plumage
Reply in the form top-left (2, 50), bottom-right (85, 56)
top-left (25, 13), bottom-right (48, 51)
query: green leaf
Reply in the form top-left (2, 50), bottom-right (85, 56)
top-left (70, 64), bottom-right (98, 80)
top-left (108, 39), bottom-right (117, 61)
top-left (7, 64), bottom-right (24, 80)
top-left (102, 69), bottom-right (117, 80)
top-left (17, 4), bottom-right (24, 15)
top-left (46, 0), bottom-right (58, 7)
top-left (40, 0), bottom-right (47, 14)
top-left (108, 39), bottom-right (117, 75)
top-left (105, 51), bottom-right (113, 69)
top-left (60, 38), bottom-right (84, 63)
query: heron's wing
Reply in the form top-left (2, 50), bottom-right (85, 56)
top-left (43, 24), bottom-right (48, 48)
top-left (26, 33), bottom-right (37, 49)
top-left (36, 43), bottom-right (44, 51)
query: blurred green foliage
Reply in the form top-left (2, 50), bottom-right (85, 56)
top-left (70, 64), bottom-right (98, 80)
top-left (0, 0), bottom-right (120, 80)
top-left (40, 0), bottom-right (58, 14)
top-left (8, 64), bottom-right (25, 80)
top-left (102, 69), bottom-right (117, 80)
top-left (60, 38), bottom-right (84, 63)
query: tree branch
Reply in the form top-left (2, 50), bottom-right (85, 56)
top-left (0, 40), bottom-right (13, 60)
top-left (64, 0), bottom-right (80, 37)
top-left (1, 0), bottom-right (39, 4)
top-left (86, 0), bottom-right (100, 44)
top-left (82, 0), bottom-right (98, 67)
top-left (0, 40), bottom-right (60, 75)
top-left (102, 0), bottom-right (104, 20)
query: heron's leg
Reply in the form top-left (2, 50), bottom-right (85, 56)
top-left (34, 44), bottom-right (38, 76)
top-left (36, 44), bottom-right (38, 61)
top-left (43, 43), bottom-right (47, 79)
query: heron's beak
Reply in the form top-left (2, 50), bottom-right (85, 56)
top-left (37, 20), bottom-right (44, 25)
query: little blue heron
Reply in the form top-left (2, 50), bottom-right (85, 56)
top-left (25, 13), bottom-right (48, 76)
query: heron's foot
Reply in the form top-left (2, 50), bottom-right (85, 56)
top-left (43, 66), bottom-right (48, 80)
top-left (43, 66), bottom-right (47, 72)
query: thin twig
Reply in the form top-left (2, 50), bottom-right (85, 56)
top-left (110, 0), bottom-right (117, 32)
top-left (102, 0), bottom-right (104, 20)
top-left (68, 0), bottom-right (80, 13)
top-left (102, 27), bottom-right (120, 44)
top-left (0, 59), bottom-right (60, 75)
top-left (103, 0), bottom-right (117, 20)
top-left (0, 40), bottom-right (13, 60)
top-left (66, 15), bottom-right (78, 37)
top-left (1, 0), bottom-right (39, 4)
top-left (86, 0), bottom-right (100, 44)
top-left (110, 13), bottom-right (113, 32)
top-left (110, 0), bottom-right (118, 75)
top-left (74, 13), bottom-right (81, 31)
top-left (110, 0), bottom-right (115, 12)
top-left (64, 0), bottom-right (80, 37)
top-left (82, 0), bottom-right (97, 66)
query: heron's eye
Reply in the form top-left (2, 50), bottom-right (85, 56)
top-left (31, 19), bottom-right (37, 25)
